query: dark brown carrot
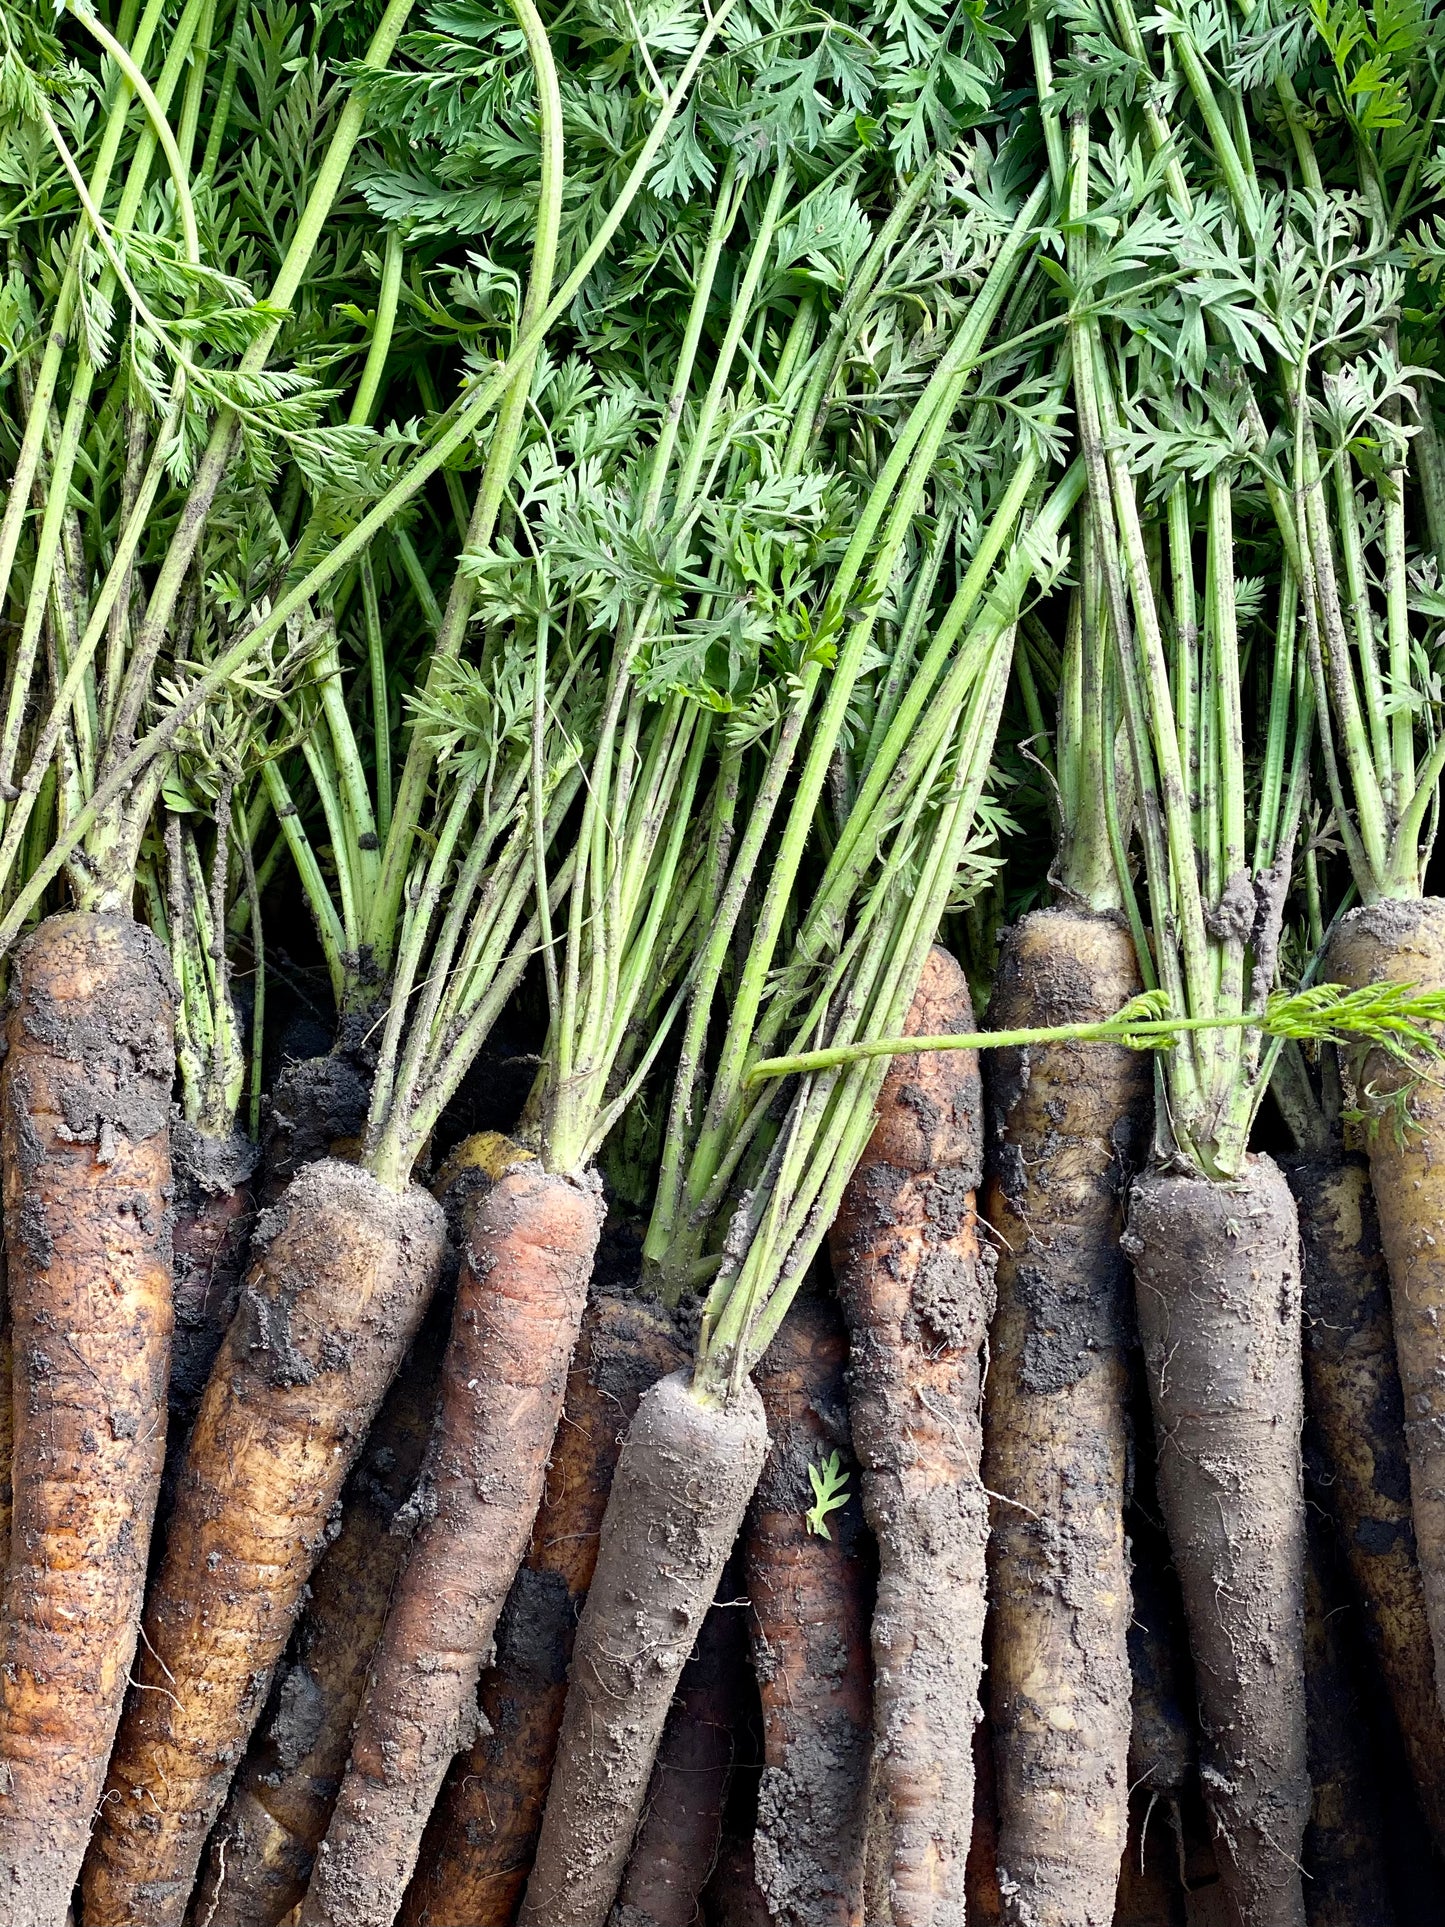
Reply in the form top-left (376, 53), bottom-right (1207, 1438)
top-left (1125, 1506), bottom-right (1197, 1809)
top-left (1125, 1158), bottom-right (1310, 1927)
top-left (1286, 1145), bottom-right (1445, 1849)
top-left (702, 1835), bottom-right (772, 1927)
top-left (189, 1303), bottom-right (448, 1927)
top-left (610, 1578), bottom-right (748, 1926)
top-left (400, 1283), bottom-right (687, 1927)
top-left (258, 1045), bottom-right (372, 1206)
top-left (743, 1276), bottom-right (872, 1927)
top-left (0, 910), bottom-right (174, 1927)
top-left (981, 906), bottom-right (1149, 1927)
top-left (79, 1157), bottom-right (445, 1927)
top-left (517, 1369), bottom-right (767, 1927)
top-left (300, 1158), bottom-right (606, 1927)
top-left (827, 944), bottom-right (995, 1926)
top-left (1324, 897), bottom-right (1445, 1694)
top-left (964, 1720), bottom-right (1005, 1927)
top-left (1301, 1517), bottom-right (1398, 1927)
top-left (168, 1124), bottom-right (258, 1429)
top-left (1113, 1800), bottom-right (1186, 1927)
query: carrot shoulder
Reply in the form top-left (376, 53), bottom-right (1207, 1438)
top-left (301, 1162), bottom-right (605, 1927)
top-left (0, 910), bottom-right (174, 1927)
top-left (80, 1157), bottom-right (444, 1927)
top-left (828, 944), bottom-right (995, 1927)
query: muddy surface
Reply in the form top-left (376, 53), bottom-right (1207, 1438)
top-left (0, 911), bottom-right (174, 1927)
top-left (981, 909), bottom-right (1149, 1927)
top-left (518, 1370), bottom-right (767, 1927)
top-left (81, 1160), bottom-right (444, 1927)
top-left (829, 946), bottom-right (993, 1927)
top-left (1126, 1157), bottom-right (1309, 1927)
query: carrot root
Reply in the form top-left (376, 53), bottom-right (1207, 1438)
top-left (745, 1279), bottom-right (872, 1927)
top-left (982, 907), bottom-right (1148, 1927)
top-left (1125, 1157), bottom-right (1310, 1927)
top-left (192, 1303), bottom-right (449, 1927)
top-left (1324, 897), bottom-right (1445, 1706)
top-left (518, 1369), bottom-right (767, 1927)
top-left (828, 945), bottom-right (994, 1927)
top-left (400, 1284), bottom-right (686, 1927)
top-left (0, 910), bottom-right (174, 1927)
top-left (80, 1158), bottom-right (444, 1927)
top-left (301, 1163), bottom-right (605, 1927)
top-left (1286, 1146), bottom-right (1445, 1849)
top-left (611, 1575), bottom-right (749, 1927)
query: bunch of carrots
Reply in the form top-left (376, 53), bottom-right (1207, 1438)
top-left (1, 0), bottom-right (1445, 1924)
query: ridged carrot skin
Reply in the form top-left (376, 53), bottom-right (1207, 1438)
top-left (79, 1158), bottom-right (444, 1927)
top-left (0, 910), bottom-right (174, 1927)
top-left (1325, 897), bottom-right (1445, 1702)
top-left (301, 1161), bottom-right (605, 1927)
top-left (401, 1286), bottom-right (686, 1927)
top-left (192, 1306), bottom-right (448, 1927)
top-left (828, 944), bottom-right (995, 1927)
top-left (981, 907), bottom-right (1149, 1927)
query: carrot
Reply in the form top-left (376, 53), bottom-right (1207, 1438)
top-left (1113, 1801), bottom-right (1186, 1927)
top-left (258, 1048), bottom-right (372, 1206)
top-left (964, 1720), bottom-right (1005, 1927)
top-left (300, 1152), bottom-right (605, 1927)
top-left (744, 1276), bottom-right (872, 1927)
top-left (981, 905), bottom-right (1149, 1927)
top-left (79, 1157), bottom-right (445, 1927)
top-left (1322, 898), bottom-right (1445, 1701)
top-left (190, 1302), bottom-right (448, 1927)
top-left (1125, 1158), bottom-right (1311, 1927)
top-left (0, 910), bottom-right (174, 1926)
top-left (610, 1577), bottom-right (748, 1926)
top-left (1286, 1145), bottom-right (1445, 1848)
top-left (400, 1284), bottom-right (686, 1927)
top-left (703, 1835), bottom-right (772, 1927)
top-left (826, 944), bottom-right (995, 1925)
top-left (1126, 1505), bottom-right (1197, 1810)
top-left (517, 1368), bottom-right (768, 1926)
top-left (168, 1124), bottom-right (258, 1429)
top-left (1301, 1518), bottom-right (1398, 1927)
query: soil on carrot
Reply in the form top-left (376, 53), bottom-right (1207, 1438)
top-left (828, 946), bottom-right (995, 1925)
top-left (401, 1276), bottom-right (687, 1927)
top-left (1126, 1158), bottom-right (1310, 1927)
top-left (746, 1276), bottom-right (874, 1927)
top-left (169, 1122), bottom-right (259, 1421)
top-left (0, 910), bottom-right (175, 1926)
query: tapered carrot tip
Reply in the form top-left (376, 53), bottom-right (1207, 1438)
top-left (0, 910), bottom-right (174, 1927)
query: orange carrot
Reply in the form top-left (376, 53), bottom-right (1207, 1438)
top-left (79, 1158), bottom-right (445, 1927)
top-left (0, 911), bottom-right (174, 1926)
top-left (828, 945), bottom-right (995, 1925)
top-left (300, 1155), bottom-right (605, 1927)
